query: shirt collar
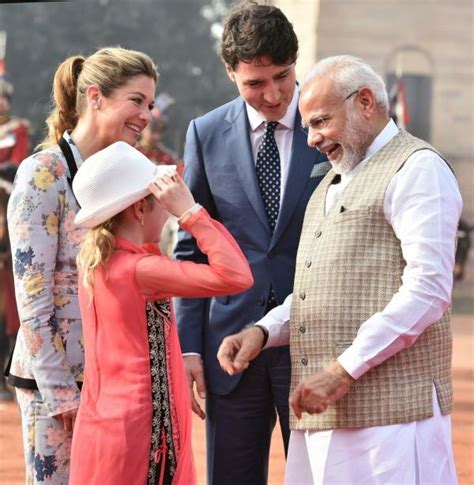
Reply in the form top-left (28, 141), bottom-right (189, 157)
top-left (341, 119), bottom-right (399, 182)
top-left (364, 118), bottom-right (399, 160)
top-left (115, 237), bottom-right (164, 257)
top-left (246, 85), bottom-right (299, 132)
top-left (115, 236), bottom-right (148, 254)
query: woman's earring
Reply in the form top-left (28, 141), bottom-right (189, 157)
top-left (140, 215), bottom-right (145, 227)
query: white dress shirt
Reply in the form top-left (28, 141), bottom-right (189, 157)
top-left (246, 86), bottom-right (299, 207)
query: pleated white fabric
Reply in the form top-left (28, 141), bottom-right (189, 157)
top-left (284, 387), bottom-right (457, 485)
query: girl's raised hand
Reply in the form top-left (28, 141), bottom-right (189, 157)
top-left (148, 173), bottom-right (196, 218)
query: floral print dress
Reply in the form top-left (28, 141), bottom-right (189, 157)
top-left (7, 132), bottom-right (85, 483)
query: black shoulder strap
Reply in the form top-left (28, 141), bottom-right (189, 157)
top-left (58, 136), bottom-right (80, 207)
top-left (58, 136), bottom-right (77, 183)
top-left (3, 342), bottom-right (14, 378)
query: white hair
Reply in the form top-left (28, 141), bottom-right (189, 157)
top-left (303, 55), bottom-right (389, 114)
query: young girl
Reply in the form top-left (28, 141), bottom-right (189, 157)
top-left (70, 141), bottom-right (253, 485)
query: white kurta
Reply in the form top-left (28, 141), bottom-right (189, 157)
top-left (256, 120), bottom-right (462, 484)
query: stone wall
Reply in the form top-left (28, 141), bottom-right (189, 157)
top-left (274, 0), bottom-right (473, 219)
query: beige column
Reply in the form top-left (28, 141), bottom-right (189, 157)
top-left (272, 0), bottom-right (321, 81)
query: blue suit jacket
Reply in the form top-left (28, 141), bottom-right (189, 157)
top-left (174, 96), bottom-right (328, 395)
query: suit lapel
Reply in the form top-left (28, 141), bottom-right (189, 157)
top-left (223, 99), bottom-right (271, 233)
top-left (271, 110), bottom-right (321, 247)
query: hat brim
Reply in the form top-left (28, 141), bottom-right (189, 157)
top-left (74, 187), bottom-right (150, 229)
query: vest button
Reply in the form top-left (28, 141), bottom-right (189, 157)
top-left (315, 230), bottom-right (322, 238)
top-left (305, 260), bottom-right (312, 268)
top-left (257, 298), bottom-right (266, 306)
top-left (299, 291), bottom-right (306, 300)
top-left (301, 357), bottom-right (308, 366)
top-left (299, 325), bottom-right (306, 333)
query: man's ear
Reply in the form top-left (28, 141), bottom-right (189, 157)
top-left (357, 87), bottom-right (377, 119)
top-left (225, 64), bottom-right (236, 83)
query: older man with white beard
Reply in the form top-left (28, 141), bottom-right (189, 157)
top-left (217, 55), bottom-right (462, 484)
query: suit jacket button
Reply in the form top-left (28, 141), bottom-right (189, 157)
top-left (299, 325), bottom-right (306, 333)
top-left (257, 298), bottom-right (266, 306)
top-left (299, 291), bottom-right (306, 300)
top-left (301, 357), bottom-right (308, 366)
top-left (305, 260), bottom-right (312, 268)
top-left (315, 230), bottom-right (322, 238)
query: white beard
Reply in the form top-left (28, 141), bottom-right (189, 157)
top-left (330, 110), bottom-right (374, 175)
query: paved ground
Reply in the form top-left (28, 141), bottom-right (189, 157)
top-left (1, 310), bottom-right (472, 484)
top-left (1, 270), bottom-right (473, 484)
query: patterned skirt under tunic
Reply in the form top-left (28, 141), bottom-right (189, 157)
top-left (146, 299), bottom-right (178, 485)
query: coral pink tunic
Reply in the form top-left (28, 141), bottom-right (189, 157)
top-left (70, 209), bottom-right (253, 484)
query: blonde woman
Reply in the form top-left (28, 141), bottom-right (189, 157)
top-left (7, 47), bottom-right (158, 483)
top-left (70, 142), bottom-right (253, 485)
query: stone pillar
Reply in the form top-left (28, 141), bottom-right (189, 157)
top-left (273, 0), bottom-right (321, 81)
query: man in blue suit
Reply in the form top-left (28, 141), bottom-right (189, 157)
top-left (174, 2), bottom-right (328, 483)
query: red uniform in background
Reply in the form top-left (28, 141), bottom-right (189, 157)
top-left (136, 107), bottom-right (184, 177)
top-left (138, 142), bottom-right (184, 176)
top-left (0, 116), bottom-right (29, 165)
top-left (0, 69), bottom-right (30, 399)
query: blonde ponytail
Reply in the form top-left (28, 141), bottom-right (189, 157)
top-left (38, 55), bottom-right (85, 149)
top-left (76, 218), bottom-right (116, 299)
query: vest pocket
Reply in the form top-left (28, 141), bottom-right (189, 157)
top-left (333, 206), bottom-right (373, 224)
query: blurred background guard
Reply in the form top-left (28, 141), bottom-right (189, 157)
top-left (138, 93), bottom-right (184, 257)
top-left (0, 33), bottom-right (30, 167)
top-left (0, 164), bottom-right (20, 401)
top-left (137, 93), bottom-right (184, 176)
top-left (0, 78), bottom-right (30, 167)
top-left (0, 32), bottom-right (30, 401)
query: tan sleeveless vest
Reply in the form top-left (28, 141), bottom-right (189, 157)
top-left (290, 130), bottom-right (453, 431)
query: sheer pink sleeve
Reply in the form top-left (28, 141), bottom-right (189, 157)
top-left (136, 208), bottom-right (253, 298)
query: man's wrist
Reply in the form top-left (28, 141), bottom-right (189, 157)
top-left (253, 324), bottom-right (269, 349)
top-left (328, 361), bottom-right (354, 383)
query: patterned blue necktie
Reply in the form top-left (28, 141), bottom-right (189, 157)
top-left (256, 121), bottom-right (280, 232)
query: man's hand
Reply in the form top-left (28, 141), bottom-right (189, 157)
top-left (184, 355), bottom-right (206, 419)
top-left (53, 407), bottom-right (78, 433)
top-left (217, 326), bottom-right (265, 375)
top-left (289, 361), bottom-right (354, 419)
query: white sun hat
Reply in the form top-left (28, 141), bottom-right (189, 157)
top-left (73, 141), bottom-right (176, 229)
